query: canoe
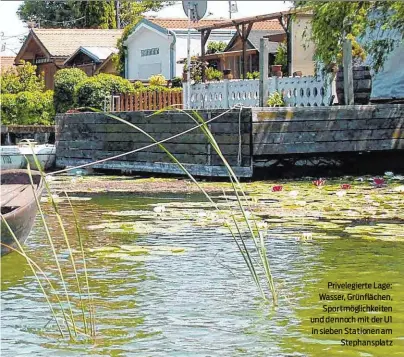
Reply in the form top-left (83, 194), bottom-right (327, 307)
top-left (0, 169), bottom-right (44, 256)
top-left (1, 146), bottom-right (24, 170)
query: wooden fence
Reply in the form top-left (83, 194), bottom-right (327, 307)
top-left (112, 91), bottom-right (183, 112)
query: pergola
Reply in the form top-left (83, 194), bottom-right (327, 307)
top-left (195, 8), bottom-right (305, 81)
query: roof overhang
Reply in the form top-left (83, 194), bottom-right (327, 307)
top-left (15, 29), bottom-right (52, 64)
top-left (124, 18), bottom-right (170, 46)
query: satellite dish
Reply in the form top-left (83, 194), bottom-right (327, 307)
top-left (182, 1), bottom-right (207, 22)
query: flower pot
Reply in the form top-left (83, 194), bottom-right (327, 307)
top-left (271, 65), bottom-right (282, 73)
top-left (182, 72), bottom-right (188, 82)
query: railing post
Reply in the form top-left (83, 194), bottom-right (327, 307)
top-left (224, 79), bottom-right (229, 108)
top-left (259, 38), bottom-right (269, 107)
top-left (182, 82), bottom-right (188, 109)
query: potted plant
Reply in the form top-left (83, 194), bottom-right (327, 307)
top-left (267, 91), bottom-right (285, 107)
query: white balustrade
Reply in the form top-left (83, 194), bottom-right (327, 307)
top-left (184, 75), bottom-right (332, 109)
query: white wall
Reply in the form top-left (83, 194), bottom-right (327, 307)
top-left (126, 26), bottom-right (172, 80)
top-left (175, 30), bottom-right (236, 78)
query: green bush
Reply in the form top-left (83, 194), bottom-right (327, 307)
top-left (54, 68), bottom-right (88, 113)
top-left (1, 61), bottom-right (45, 94)
top-left (75, 73), bottom-right (134, 109)
top-left (1, 90), bottom-right (55, 125)
top-left (133, 80), bottom-right (144, 89)
top-left (207, 41), bottom-right (227, 54)
top-left (267, 91), bottom-right (285, 107)
top-left (171, 77), bottom-right (182, 88)
top-left (246, 71), bottom-right (260, 80)
top-left (206, 67), bottom-right (223, 81)
top-left (149, 74), bottom-right (167, 86)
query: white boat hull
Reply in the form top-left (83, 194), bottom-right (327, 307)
top-left (1, 144), bottom-right (56, 171)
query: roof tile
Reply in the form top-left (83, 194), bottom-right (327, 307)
top-left (32, 29), bottom-right (123, 57)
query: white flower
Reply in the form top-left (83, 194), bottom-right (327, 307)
top-left (384, 171), bottom-right (394, 177)
top-left (394, 185), bottom-right (404, 193)
top-left (336, 190), bottom-right (347, 197)
top-left (153, 205), bottom-right (166, 214)
top-left (289, 190), bottom-right (299, 198)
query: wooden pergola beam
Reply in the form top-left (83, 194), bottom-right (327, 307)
top-left (195, 8), bottom-right (306, 31)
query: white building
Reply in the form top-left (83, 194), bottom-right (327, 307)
top-left (123, 18), bottom-right (236, 80)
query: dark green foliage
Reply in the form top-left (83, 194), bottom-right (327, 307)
top-left (171, 77), bottom-right (182, 88)
top-left (207, 41), bottom-right (227, 54)
top-left (17, 1), bottom-right (171, 29)
top-left (75, 74), bottom-right (134, 109)
top-left (246, 71), bottom-right (260, 80)
top-left (54, 68), bottom-right (88, 113)
top-left (1, 91), bottom-right (55, 125)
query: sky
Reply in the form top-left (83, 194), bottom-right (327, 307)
top-left (0, 1), bottom-right (291, 56)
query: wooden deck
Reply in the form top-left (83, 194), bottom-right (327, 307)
top-left (55, 104), bottom-right (403, 178)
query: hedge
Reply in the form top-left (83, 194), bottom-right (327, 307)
top-left (75, 74), bottom-right (134, 109)
top-left (1, 91), bottom-right (55, 125)
top-left (54, 68), bottom-right (88, 113)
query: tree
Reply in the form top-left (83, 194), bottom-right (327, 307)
top-left (1, 61), bottom-right (45, 94)
top-left (294, 1), bottom-right (404, 72)
top-left (17, 1), bottom-right (172, 29)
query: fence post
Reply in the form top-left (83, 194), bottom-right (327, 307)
top-left (259, 38), bottom-right (269, 107)
top-left (343, 39), bottom-right (354, 105)
top-left (224, 80), bottom-right (229, 108)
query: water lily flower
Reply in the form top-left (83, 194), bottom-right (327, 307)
top-left (340, 184), bottom-right (351, 190)
top-left (289, 190), bottom-right (299, 198)
top-left (336, 190), bottom-right (347, 197)
top-left (153, 205), bottom-right (166, 214)
top-left (313, 178), bottom-right (326, 187)
top-left (272, 185), bottom-right (283, 192)
top-left (384, 171), bottom-right (394, 177)
top-left (373, 178), bottom-right (386, 188)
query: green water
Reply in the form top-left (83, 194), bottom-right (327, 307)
top-left (1, 178), bottom-right (404, 356)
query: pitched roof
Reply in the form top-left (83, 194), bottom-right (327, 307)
top-left (64, 46), bottom-right (118, 65)
top-left (224, 30), bottom-right (281, 53)
top-left (0, 56), bottom-right (16, 72)
top-left (31, 29), bottom-right (123, 57)
top-left (147, 17), bottom-right (283, 31)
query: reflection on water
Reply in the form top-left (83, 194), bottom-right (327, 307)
top-left (1, 183), bottom-right (404, 356)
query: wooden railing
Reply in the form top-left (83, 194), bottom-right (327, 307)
top-left (112, 91), bottom-right (183, 112)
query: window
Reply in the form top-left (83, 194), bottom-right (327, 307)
top-left (141, 48), bottom-right (159, 57)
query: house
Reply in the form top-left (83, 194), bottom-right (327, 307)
top-left (205, 30), bottom-right (282, 78)
top-left (63, 46), bottom-right (118, 76)
top-left (14, 29), bottom-right (123, 89)
top-left (123, 18), bottom-right (240, 80)
top-left (196, 11), bottom-right (316, 79)
top-left (0, 56), bottom-right (16, 72)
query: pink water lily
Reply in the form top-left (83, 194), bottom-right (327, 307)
top-left (373, 178), bottom-right (386, 188)
top-left (313, 179), bottom-right (326, 187)
top-left (341, 184), bottom-right (351, 190)
top-left (272, 185), bottom-right (283, 192)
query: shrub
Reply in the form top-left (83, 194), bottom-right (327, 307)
top-left (206, 67), bottom-right (223, 81)
top-left (171, 77), bottom-right (182, 88)
top-left (246, 71), bottom-right (260, 80)
top-left (75, 73), bottom-right (134, 109)
top-left (1, 61), bottom-right (45, 94)
top-left (133, 80), bottom-right (144, 89)
top-left (149, 74), bottom-right (167, 87)
top-left (54, 68), bottom-right (88, 113)
top-left (267, 91), bottom-right (285, 107)
top-left (207, 41), bottom-right (227, 54)
top-left (1, 90), bottom-right (55, 125)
